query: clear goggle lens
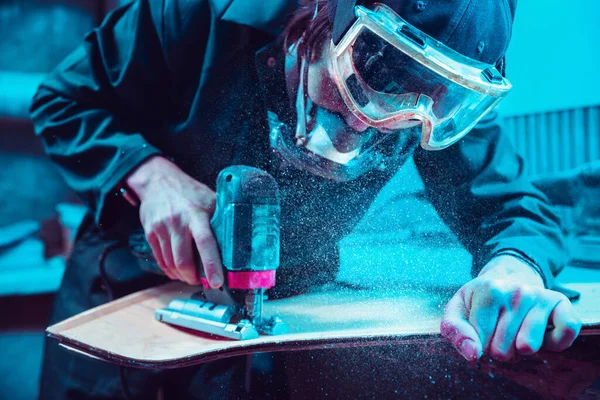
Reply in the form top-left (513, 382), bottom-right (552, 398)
top-left (330, 6), bottom-right (511, 150)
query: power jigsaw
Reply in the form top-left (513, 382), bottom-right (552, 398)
top-left (129, 165), bottom-right (287, 340)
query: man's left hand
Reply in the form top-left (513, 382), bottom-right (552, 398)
top-left (440, 255), bottom-right (582, 362)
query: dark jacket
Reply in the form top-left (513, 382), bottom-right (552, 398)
top-left (30, 0), bottom-right (565, 290)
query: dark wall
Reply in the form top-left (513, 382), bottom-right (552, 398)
top-left (0, 0), bottom-right (120, 227)
top-left (0, 0), bottom-right (111, 72)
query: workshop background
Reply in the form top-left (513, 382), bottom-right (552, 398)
top-left (0, 0), bottom-right (599, 399)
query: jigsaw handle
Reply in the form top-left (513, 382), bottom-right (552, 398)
top-left (129, 165), bottom-right (280, 277)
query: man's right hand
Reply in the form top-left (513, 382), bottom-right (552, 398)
top-left (126, 156), bottom-right (224, 287)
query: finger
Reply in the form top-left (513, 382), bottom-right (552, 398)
top-left (543, 298), bottom-right (582, 352)
top-left (515, 294), bottom-right (559, 355)
top-left (441, 289), bottom-right (482, 361)
top-left (147, 232), bottom-right (177, 280)
top-left (489, 288), bottom-right (535, 361)
top-left (469, 287), bottom-right (503, 353)
top-left (157, 228), bottom-right (184, 281)
top-left (488, 307), bottom-right (514, 361)
top-left (190, 214), bottom-right (224, 288)
top-left (171, 228), bottom-right (200, 285)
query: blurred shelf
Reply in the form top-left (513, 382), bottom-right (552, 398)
top-left (558, 264), bottom-right (600, 284)
top-left (568, 235), bottom-right (600, 268)
top-left (0, 257), bottom-right (65, 296)
top-left (0, 71), bottom-right (46, 119)
top-left (0, 236), bottom-right (66, 296)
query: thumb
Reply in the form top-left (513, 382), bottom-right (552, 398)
top-left (441, 290), bottom-right (483, 361)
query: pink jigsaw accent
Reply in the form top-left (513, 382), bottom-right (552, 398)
top-left (227, 270), bottom-right (276, 289)
top-left (200, 277), bottom-right (210, 289)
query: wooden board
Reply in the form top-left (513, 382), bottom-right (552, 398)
top-left (47, 278), bottom-right (600, 369)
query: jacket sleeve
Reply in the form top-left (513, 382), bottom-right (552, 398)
top-left (413, 111), bottom-right (566, 289)
top-left (29, 0), bottom-right (210, 227)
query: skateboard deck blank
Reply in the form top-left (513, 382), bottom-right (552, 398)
top-left (47, 278), bottom-right (600, 369)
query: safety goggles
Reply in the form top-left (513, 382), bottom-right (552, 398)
top-left (328, 3), bottom-right (512, 150)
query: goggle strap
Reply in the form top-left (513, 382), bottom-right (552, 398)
top-left (295, 58), bottom-right (308, 139)
top-left (330, 0), bottom-right (358, 45)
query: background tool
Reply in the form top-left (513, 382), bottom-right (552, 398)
top-left (129, 165), bottom-right (287, 340)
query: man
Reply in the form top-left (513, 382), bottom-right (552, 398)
top-left (31, 0), bottom-right (581, 398)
